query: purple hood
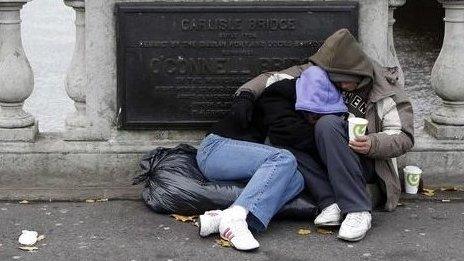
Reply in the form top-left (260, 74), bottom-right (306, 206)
top-left (295, 66), bottom-right (348, 114)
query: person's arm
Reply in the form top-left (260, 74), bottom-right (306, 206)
top-left (366, 92), bottom-right (414, 159)
top-left (261, 79), bottom-right (297, 102)
top-left (230, 63), bottom-right (311, 127)
top-left (235, 63), bottom-right (312, 98)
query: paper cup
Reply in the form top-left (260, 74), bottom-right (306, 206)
top-left (404, 166), bottom-right (422, 194)
top-left (348, 117), bottom-right (368, 141)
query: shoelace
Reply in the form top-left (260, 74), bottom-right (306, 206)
top-left (344, 213), bottom-right (366, 227)
top-left (321, 205), bottom-right (338, 215)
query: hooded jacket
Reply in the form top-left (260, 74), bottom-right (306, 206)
top-left (236, 29), bottom-right (415, 211)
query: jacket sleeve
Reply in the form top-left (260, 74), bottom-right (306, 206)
top-left (261, 79), bottom-right (297, 102)
top-left (235, 63), bottom-right (312, 99)
top-left (367, 92), bottom-right (414, 159)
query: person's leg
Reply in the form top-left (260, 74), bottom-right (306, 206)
top-left (288, 148), bottom-right (336, 210)
top-left (196, 134), bottom-right (304, 249)
top-left (234, 163), bottom-right (305, 232)
top-left (314, 115), bottom-right (372, 241)
top-left (314, 115), bottom-right (372, 213)
top-left (288, 148), bottom-right (342, 226)
top-left (197, 134), bottom-right (304, 228)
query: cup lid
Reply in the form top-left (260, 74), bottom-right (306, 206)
top-left (404, 165), bottom-right (422, 174)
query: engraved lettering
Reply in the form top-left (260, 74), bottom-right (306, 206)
top-left (248, 18), bottom-right (297, 31)
top-left (180, 18), bottom-right (243, 31)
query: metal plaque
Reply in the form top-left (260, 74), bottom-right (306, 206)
top-left (116, 2), bottom-right (358, 129)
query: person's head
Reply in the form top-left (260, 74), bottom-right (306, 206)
top-left (327, 72), bottom-right (363, 92)
top-left (308, 29), bottom-right (374, 91)
top-left (334, 81), bottom-right (358, 91)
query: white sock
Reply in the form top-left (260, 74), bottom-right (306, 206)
top-left (223, 205), bottom-right (249, 220)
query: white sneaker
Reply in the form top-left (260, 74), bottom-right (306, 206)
top-left (314, 203), bottom-right (342, 227)
top-left (338, 212), bottom-right (372, 242)
top-left (219, 217), bottom-right (260, 251)
top-left (199, 210), bottom-right (223, 237)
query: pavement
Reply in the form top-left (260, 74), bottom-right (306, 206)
top-left (0, 192), bottom-right (463, 261)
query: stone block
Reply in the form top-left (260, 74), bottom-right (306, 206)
top-left (400, 131), bottom-right (464, 186)
top-left (0, 132), bottom-right (200, 200)
top-left (424, 118), bottom-right (464, 140)
top-left (0, 122), bottom-right (38, 142)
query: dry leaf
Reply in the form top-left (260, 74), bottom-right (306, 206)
top-left (19, 200), bottom-right (29, 204)
top-left (297, 228), bottom-right (311, 236)
top-left (440, 187), bottom-right (458, 192)
top-left (96, 198), bottom-right (108, 202)
top-left (37, 235), bottom-right (45, 242)
top-left (170, 214), bottom-right (197, 223)
top-left (19, 246), bottom-right (38, 252)
top-left (316, 228), bottom-right (334, 235)
top-left (215, 238), bottom-right (232, 248)
top-left (421, 188), bottom-right (435, 197)
top-left (85, 199), bottom-right (95, 203)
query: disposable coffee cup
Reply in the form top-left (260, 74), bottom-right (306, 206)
top-left (348, 117), bottom-right (368, 141)
top-left (404, 166), bottom-right (422, 194)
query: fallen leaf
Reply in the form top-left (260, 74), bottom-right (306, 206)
top-left (215, 238), bottom-right (232, 248)
top-left (440, 187), bottom-right (458, 192)
top-left (316, 228), bottom-right (334, 235)
top-left (37, 235), bottom-right (45, 242)
top-left (170, 214), bottom-right (197, 223)
top-left (85, 199), bottom-right (95, 203)
top-left (96, 198), bottom-right (108, 202)
top-left (19, 200), bottom-right (29, 204)
top-left (19, 246), bottom-right (38, 252)
top-left (297, 228), bottom-right (311, 236)
top-left (421, 188), bottom-right (435, 197)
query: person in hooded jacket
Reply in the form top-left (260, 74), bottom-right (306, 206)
top-left (256, 66), bottom-right (349, 153)
top-left (229, 28), bottom-right (414, 242)
top-left (195, 66), bottom-right (351, 250)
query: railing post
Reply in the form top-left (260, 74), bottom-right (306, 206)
top-left (425, 0), bottom-right (464, 139)
top-left (0, 0), bottom-right (37, 142)
top-left (63, 0), bottom-right (91, 140)
top-left (388, 0), bottom-right (406, 86)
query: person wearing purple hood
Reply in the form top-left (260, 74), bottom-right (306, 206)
top-left (257, 66), bottom-right (349, 153)
top-left (195, 66), bottom-right (352, 251)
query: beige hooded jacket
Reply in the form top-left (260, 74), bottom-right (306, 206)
top-left (236, 29), bottom-right (414, 211)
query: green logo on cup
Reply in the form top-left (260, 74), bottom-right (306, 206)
top-left (354, 125), bottom-right (366, 137)
top-left (406, 174), bottom-right (420, 186)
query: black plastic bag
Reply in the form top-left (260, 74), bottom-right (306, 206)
top-left (133, 144), bottom-right (317, 220)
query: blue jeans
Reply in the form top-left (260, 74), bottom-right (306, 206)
top-left (196, 134), bottom-right (305, 232)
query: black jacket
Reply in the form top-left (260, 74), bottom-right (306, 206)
top-left (256, 79), bottom-right (316, 152)
top-left (211, 79), bottom-right (316, 152)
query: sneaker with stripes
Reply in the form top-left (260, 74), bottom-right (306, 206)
top-left (219, 218), bottom-right (259, 251)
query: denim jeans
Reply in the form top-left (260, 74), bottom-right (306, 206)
top-left (296, 115), bottom-right (375, 213)
top-left (196, 134), bottom-right (305, 232)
